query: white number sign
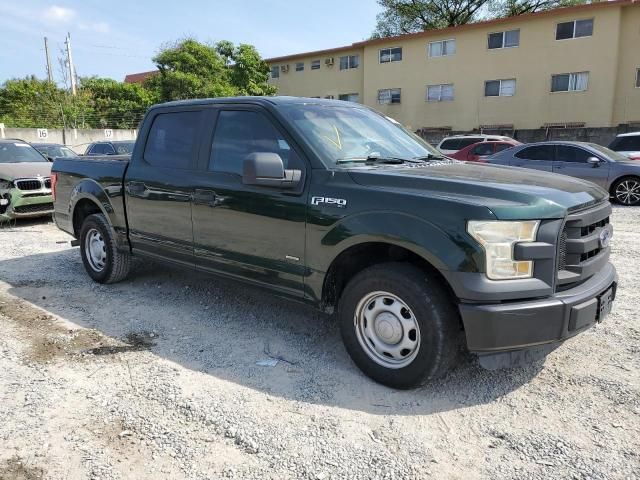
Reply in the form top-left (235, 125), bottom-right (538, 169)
top-left (37, 128), bottom-right (48, 139)
top-left (104, 129), bottom-right (113, 138)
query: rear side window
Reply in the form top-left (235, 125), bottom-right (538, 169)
top-left (609, 136), bottom-right (640, 152)
top-left (472, 143), bottom-right (495, 156)
top-left (209, 110), bottom-right (302, 175)
top-left (144, 111), bottom-right (202, 169)
top-left (515, 145), bottom-right (554, 161)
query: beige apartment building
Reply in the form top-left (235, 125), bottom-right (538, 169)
top-left (266, 0), bottom-right (640, 132)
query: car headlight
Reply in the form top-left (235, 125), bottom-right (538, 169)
top-left (467, 220), bottom-right (540, 280)
top-left (0, 179), bottom-right (11, 190)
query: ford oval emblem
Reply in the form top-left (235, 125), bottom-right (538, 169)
top-left (599, 226), bottom-right (612, 248)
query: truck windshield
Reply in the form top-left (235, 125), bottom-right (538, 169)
top-left (0, 142), bottom-right (48, 163)
top-left (280, 104), bottom-right (444, 166)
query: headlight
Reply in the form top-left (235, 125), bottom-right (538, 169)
top-left (467, 220), bottom-right (540, 280)
top-left (0, 180), bottom-right (11, 190)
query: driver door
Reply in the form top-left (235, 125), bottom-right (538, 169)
top-left (191, 107), bottom-right (308, 298)
top-left (553, 145), bottom-right (609, 189)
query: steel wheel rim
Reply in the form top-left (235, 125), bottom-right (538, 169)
top-left (615, 180), bottom-right (640, 205)
top-left (354, 291), bottom-right (421, 369)
top-left (85, 228), bottom-right (107, 272)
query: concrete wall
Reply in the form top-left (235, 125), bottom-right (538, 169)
top-left (268, 2), bottom-right (640, 131)
top-left (0, 127), bottom-right (137, 153)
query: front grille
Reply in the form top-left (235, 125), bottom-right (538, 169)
top-left (15, 179), bottom-right (42, 191)
top-left (13, 203), bottom-right (54, 214)
top-left (557, 202), bottom-right (612, 289)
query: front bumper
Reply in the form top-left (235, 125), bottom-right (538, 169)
top-left (0, 188), bottom-right (53, 221)
top-left (459, 262), bottom-right (617, 365)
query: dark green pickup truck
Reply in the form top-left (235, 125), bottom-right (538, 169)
top-left (51, 97), bottom-right (617, 388)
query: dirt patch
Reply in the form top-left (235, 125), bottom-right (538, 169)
top-left (0, 456), bottom-right (44, 480)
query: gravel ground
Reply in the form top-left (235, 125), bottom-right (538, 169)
top-left (0, 208), bottom-right (638, 480)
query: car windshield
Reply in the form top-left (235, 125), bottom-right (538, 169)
top-left (587, 143), bottom-right (629, 162)
top-left (280, 104), bottom-right (444, 166)
top-left (114, 142), bottom-right (134, 154)
top-left (0, 142), bottom-right (47, 163)
top-left (38, 146), bottom-right (78, 158)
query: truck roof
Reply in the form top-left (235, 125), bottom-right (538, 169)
top-left (152, 96), bottom-right (361, 110)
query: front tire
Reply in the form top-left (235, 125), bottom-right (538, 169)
top-left (338, 262), bottom-right (461, 389)
top-left (612, 176), bottom-right (640, 206)
top-left (79, 213), bottom-right (131, 283)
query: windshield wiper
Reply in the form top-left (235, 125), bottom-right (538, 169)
top-left (413, 153), bottom-right (446, 161)
top-left (336, 155), bottom-right (418, 165)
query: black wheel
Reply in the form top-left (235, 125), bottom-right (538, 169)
top-left (612, 176), bottom-right (640, 206)
top-left (79, 213), bottom-right (131, 283)
top-left (338, 262), bottom-right (461, 389)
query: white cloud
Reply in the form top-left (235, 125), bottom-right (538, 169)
top-left (42, 5), bottom-right (76, 24)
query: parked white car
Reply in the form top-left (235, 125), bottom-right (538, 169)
top-left (436, 134), bottom-right (515, 155)
top-left (608, 132), bottom-right (640, 160)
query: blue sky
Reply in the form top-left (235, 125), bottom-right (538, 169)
top-left (0, 0), bottom-right (381, 83)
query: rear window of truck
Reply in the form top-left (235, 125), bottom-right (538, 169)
top-left (144, 111), bottom-right (202, 169)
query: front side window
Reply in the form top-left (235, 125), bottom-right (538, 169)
top-left (488, 29), bottom-right (520, 49)
top-left (485, 79), bottom-right (516, 97)
top-left (472, 143), bottom-right (495, 156)
top-left (495, 143), bottom-right (514, 153)
top-left (339, 55), bottom-right (359, 70)
top-left (515, 145), bottom-right (554, 161)
top-left (279, 104), bottom-right (442, 167)
top-left (429, 39), bottom-right (456, 57)
top-left (551, 72), bottom-right (589, 92)
top-left (378, 88), bottom-right (401, 104)
top-left (311, 60), bottom-right (321, 70)
top-left (339, 93), bottom-right (359, 103)
top-left (426, 84), bottom-right (454, 102)
top-left (0, 142), bottom-right (48, 163)
top-left (556, 145), bottom-right (593, 163)
top-left (209, 110), bottom-right (300, 175)
top-left (556, 19), bottom-right (593, 40)
top-left (270, 66), bottom-right (279, 79)
top-left (440, 138), bottom-right (484, 150)
top-left (379, 47), bottom-right (402, 63)
top-left (296, 62), bottom-right (304, 72)
top-left (144, 111), bottom-right (202, 169)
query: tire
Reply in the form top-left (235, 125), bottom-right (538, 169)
top-left (338, 262), bottom-right (461, 389)
top-left (79, 213), bottom-right (131, 284)
top-left (611, 176), bottom-right (640, 206)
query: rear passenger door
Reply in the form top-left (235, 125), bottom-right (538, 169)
top-left (510, 145), bottom-right (554, 172)
top-left (191, 106), bottom-right (308, 298)
top-left (553, 145), bottom-right (609, 188)
top-left (124, 108), bottom-right (207, 267)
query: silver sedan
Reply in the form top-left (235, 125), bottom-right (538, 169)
top-left (486, 141), bottom-right (640, 206)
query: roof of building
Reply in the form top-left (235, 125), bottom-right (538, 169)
top-left (265, 0), bottom-right (638, 63)
top-left (124, 70), bottom-right (159, 84)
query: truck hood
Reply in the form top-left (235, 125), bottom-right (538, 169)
top-left (0, 162), bottom-right (52, 181)
top-left (347, 161), bottom-right (608, 219)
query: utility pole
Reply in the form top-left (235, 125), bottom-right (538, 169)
top-left (65, 32), bottom-right (77, 95)
top-left (44, 37), bottom-right (53, 83)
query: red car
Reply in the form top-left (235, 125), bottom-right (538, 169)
top-left (449, 140), bottom-right (521, 162)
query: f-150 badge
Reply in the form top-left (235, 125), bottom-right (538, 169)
top-left (311, 196), bottom-right (347, 208)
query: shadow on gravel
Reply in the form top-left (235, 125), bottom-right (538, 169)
top-left (0, 248), bottom-right (543, 416)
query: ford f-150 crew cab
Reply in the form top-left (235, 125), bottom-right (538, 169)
top-left (51, 97), bottom-right (618, 389)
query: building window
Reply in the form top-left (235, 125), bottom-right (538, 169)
top-left (378, 88), bottom-right (401, 104)
top-left (324, 95), bottom-right (334, 99)
top-left (556, 19), bottom-right (593, 40)
top-left (379, 47), bottom-right (402, 63)
top-left (296, 62), bottom-right (304, 72)
top-left (428, 39), bottom-right (456, 57)
top-left (551, 72), bottom-right (589, 92)
top-left (311, 60), bottom-right (320, 70)
top-left (426, 84), bottom-right (454, 102)
top-left (270, 66), bottom-right (279, 79)
top-left (485, 79), bottom-right (516, 97)
top-left (488, 29), bottom-right (520, 49)
top-left (636, 68), bottom-right (640, 88)
top-left (339, 55), bottom-right (359, 70)
top-left (338, 93), bottom-right (359, 103)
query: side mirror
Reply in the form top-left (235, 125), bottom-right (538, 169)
top-left (587, 157), bottom-right (601, 167)
top-left (47, 156), bottom-right (54, 162)
top-left (242, 152), bottom-right (301, 188)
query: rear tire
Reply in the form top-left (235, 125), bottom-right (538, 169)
top-left (612, 176), bottom-right (640, 206)
top-left (79, 213), bottom-right (131, 283)
top-left (338, 262), bottom-right (461, 389)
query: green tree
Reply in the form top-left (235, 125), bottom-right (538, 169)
top-left (0, 76), bottom-right (66, 128)
top-left (80, 77), bottom-right (156, 129)
top-left (224, 43), bottom-right (277, 96)
top-left (496, 0), bottom-right (592, 17)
